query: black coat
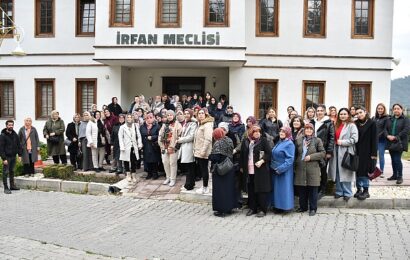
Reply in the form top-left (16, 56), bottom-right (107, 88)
top-left (110, 122), bottom-right (123, 159)
top-left (372, 115), bottom-right (389, 140)
top-left (0, 129), bottom-right (22, 160)
top-left (140, 123), bottom-right (161, 163)
top-left (259, 118), bottom-right (283, 143)
top-left (355, 119), bottom-right (378, 177)
top-left (108, 103), bottom-right (124, 116)
top-left (240, 137), bottom-right (272, 193)
top-left (66, 122), bottom-right (80, 154)
top-left (314, 119), bottom-right (335, 155)
top-left (386, 114), bottom-right (410, 152)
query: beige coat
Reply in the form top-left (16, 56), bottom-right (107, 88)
top-left (118, 123), bottom-right (143, 162)
top-left (193, 116), bottom-right (214, 159)
top-left (159, 121), bottom-right (182, 151)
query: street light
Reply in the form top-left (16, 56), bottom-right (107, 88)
top-left (1, 6), bottom-right (26, 56)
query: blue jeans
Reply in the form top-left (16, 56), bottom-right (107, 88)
top-left (389, 151), bottom-right (403, 179)
top-left (335, 162), bottom-right (353, 197)
top-left (356, 176), bottom-right (369, 189)
top-left (377, 138), bottom-right (386, 172)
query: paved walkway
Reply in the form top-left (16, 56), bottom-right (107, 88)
top-left (1, 191), bottom-right (410, 259)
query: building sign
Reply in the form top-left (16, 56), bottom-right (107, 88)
top-left (116, 31), bottom-right (220, 46)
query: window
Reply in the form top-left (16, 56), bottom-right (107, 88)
top-left (352, 0), bottom-right (374, 38)
top-left (302, 81), bottom-right (325, 114)
top-left (204, 0), bottom-right (229, 27)
top-left (303, 0), bottom-right (326, 37)
top-left (76, 79), bottom-right (96, 114)
top-left (35, 0), bottom-right (54, 37)
top-left (256, 0), bottom-right (279, 37)
top-left (156, 0), bottom-right (181, 28)
top-left (110, 0), bottom-right (133, 27)
top-left (76, 0), bottom-right (96, 36)
top-left (0, 0), bottom-right (13, 37)
top-left (255, 80), bottom-right (278, 120)
top-left (35, 79), bottom-right (55, 119)
top-left (0, 81), bottom-right (14, 118)
top-left (349, 82), bottom-right (371, 112)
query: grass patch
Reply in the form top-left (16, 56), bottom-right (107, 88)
top-left (68, 174), bottom-right (122, 184)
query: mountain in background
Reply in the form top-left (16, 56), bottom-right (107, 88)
top-left (391, 75), bottom-right (410, 109)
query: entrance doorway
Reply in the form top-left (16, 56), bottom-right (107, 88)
top-left (162, 77), bottom-right (205, 97)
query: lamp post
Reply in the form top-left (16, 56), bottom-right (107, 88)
top-left (0, 6), bottom-right (26, 56)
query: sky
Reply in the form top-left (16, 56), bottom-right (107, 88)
top-left (392, 0), bottom-right (410, 79)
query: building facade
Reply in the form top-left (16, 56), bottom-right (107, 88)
top-left (0, 0), bottom-right (393, 131)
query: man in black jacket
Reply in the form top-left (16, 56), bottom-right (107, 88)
top-left (314, 105), bottom-right (335, 198)
top-left (0, 120), bottom-right (23, 194)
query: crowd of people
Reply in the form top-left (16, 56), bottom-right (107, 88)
top-left (1, 92), bottom-right (409, 219)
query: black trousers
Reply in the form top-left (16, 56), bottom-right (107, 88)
top-left (52, 154), bottom-right (67, 164)
top-left (69, 145), bottom-right (79, 168)
top-left (319, 160), bottom-right (329, 193)
top-left (146, 162), bottom-right (158, 175)
top-left (124, 148), bottom-right (138, 173)
top-left (297, 186), bottom-right (319, 211)
top-left (196, 158), bottom-right (209, 187)
top-left (23, 153), bottom-right (35, 175)
top-left (2, 156), bottom-right (16, 188)
top-left (183, 162), bottom-right (196, 190)
top-left (247, 175), bottom-right (269, 213)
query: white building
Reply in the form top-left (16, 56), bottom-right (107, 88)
top-left (0, 0), bottom-right (394, 131)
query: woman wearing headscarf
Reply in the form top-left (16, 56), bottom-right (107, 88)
top-left (328, 108), bottom-right (359, 201)
top-left (110, 114), bottom-right (125, 174)
top-left (270, 126), bottom-right (295, 212)
top-left (18, 117), bottom-right (40, 176)
top-left (140, 112), bottom-right (161, 180)
top-left (178, 109), bottom-right (198, 191)
top-left (104, 109), bottom-right (118, 166)
top-left (43, 110), bottom-right (67, 164)
top-left (210, 128), bottom-right (237, 217)
top-left (66, 114), bottom-right (81, 169)
top-left (79, 111), bottom-right (93, 171)
top-left (240, 126), bottom-right (272, 217)
top-left (294, 123), bottom-right (325, 216)
top-left (159, 110), bottom-right (182, 187)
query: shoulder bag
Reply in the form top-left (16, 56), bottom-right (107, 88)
top-left (215, 157), bottom-right (233, 176)
top-left (341, 146), bottom-right (359, 172)
top-left (386, 138), bottom-right (403, 152)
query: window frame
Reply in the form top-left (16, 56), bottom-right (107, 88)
top-left (302, 80), bottom-right (326, 114)
top-left (76, 0), bottom-right (96, 37)
top-left (35, 0), bottom-right (55, 38)
top-left (156, 0), bottom-right (182, 28)
top-left (303, 0), bottom-right (326, 38)
top-left (0, 0), bottom-right (14, 38)
top-left (349, 81), bottom-right (372, 112)
top-left (351, 0), bottom-right (374, 39)
top-left (0, 80), bottom-right (15, 119)
top-left (35, 79), bottom-right (55, 120)
top-left (76, 79), bottom-right (97, 114)
top-left (255, 0), bottom-right (279, 37)
top-left (109, 0), bottom-right (134, 27)
top-left (204, 0), bottom-right (230, 27)
top-left (254, 79), bottom-right (278, 120)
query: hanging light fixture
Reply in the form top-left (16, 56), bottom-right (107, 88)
top-left (1, 6), bottom-right (26, 56)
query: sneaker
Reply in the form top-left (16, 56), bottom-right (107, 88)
top-left (94, 168), bottom-right (100, 173)
top-left (256, 211), bottom-right (266, 218)
top-left (246, 210), bottom-right (256, 216)
top-left (380, 173), bottom-right (384, 178)
top-left (169, 180), bottom-right (176, 187)
top-left (387, 176), bottom-right (397, 181)
top-left (309, 210), bottom-right (317, 216)
top-left (162, 178), bottom-right (170, 185)
top-left (203, 186), bottom-right (209, 194)
top-left (396, 178), bottom-right (403, 185)
top-left (196, 187), bottom-right (205, 194)
top-left (4, 189), bottom-right (11, 194)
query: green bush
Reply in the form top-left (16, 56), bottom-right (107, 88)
top-left (39, 142), bottom-right (49, 161)
top-left (43, 164), bottom-right (74, 179)
top-left (0, 157), bottom-right (24, 178)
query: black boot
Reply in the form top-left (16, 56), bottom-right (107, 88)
top-left (3, 176), bottom-right (11, 194)
top-left (358, 188), bottom-right (370, 200)
top-left (146, 172), bottom-right (153, 180)
top-left (354, 188), bottom-right (362, 198)
top-left (9, 172), bottom-right (20, 191)
top-left (152, 172), bottom-right (159, 180)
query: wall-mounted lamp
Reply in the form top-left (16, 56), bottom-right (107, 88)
top-left (212, 76), bottom-right (217, 88)
top-left (105, 74), bottom-right (110, 80)
top-left (148, 76), bottom-right (153, 87)
top-left (1, 7), bottom-right (26, 56)
top-left (392, 58), bottom-right (401, 66)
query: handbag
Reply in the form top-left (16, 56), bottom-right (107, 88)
top-left (48, 135), bottom-right (60, 144)
top-left (368, 166), bottom-right (382, 181)
top-left (386, 139), bottom-right (403, 152)
top-left (341, 148), bottom-right (359, 172)
top-left (215, 157), bottom-right (233, 176)
top-left (64, 138), bottom-right (72, 146)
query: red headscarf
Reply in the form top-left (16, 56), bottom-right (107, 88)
top-left (213, 128), bottom-right (226, 141)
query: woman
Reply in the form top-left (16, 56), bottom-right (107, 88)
top-left (189, 93), bottom-right (200, 108)
top-left (110, 114), bottom-right (125, 174)
top-left (107, 97), bottom-right (124, 116)
top-left (286, 110), bottom-right (299, 127)
top-left (260, 107), bottom-right (283, 145)
top-left (210, 128), bottom-right (237, 217)
top-left (228, 113), bottom-right (245, 151)
top-left (159, 110), bottom-right (182, 187)
top-left (204, 92), bottom-right (212, 108)
top-left (43, 110), bottom-right (67, 164)
top-left (328, 106), bottom-right (337, 124)
top-left (213, 102), bottom-right (225, 127)
top-left (240, 126), bottom-right (271, 217)
top-left (350, 106), bottom-right (357, 121)
top-left (119, 114), bottom-right (143, 183)
top-left (355, 106), bottom-right (377, 200)
top-left (193, 108), bottom-right (215, 194)
top-left (208, 97), bottom-right (217, 117)
top-left (372, 103), bottom-right (389, 178)
top-left (290, 116), bottom-right (305, 141)
top-left (86, 112), bottom-right (103, 172)
top-left (386, 103), bottom-right (410, 184)
top-left (140, 112), bottom-right (161, 180)
top-left (270, 126), bottom-right (295, 212)
top-left (66, 114), bottom-right (81, 169)
top-left (79, 112), bottom-right (93, 171)
top-left (104, 109), bottom-right (119, 165)
top-left (294, 123), bottom-right (325, 216)
top-left (18, 118), bottom-right (40, 177)
top-left (328, 108), bottom-right (358, 201)
top-left (178, 109), bottom-right (198, 191)
top-left (221, 105), bottom-right (234, 123)
top-left (304, 107), bottom-right (316, 125)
